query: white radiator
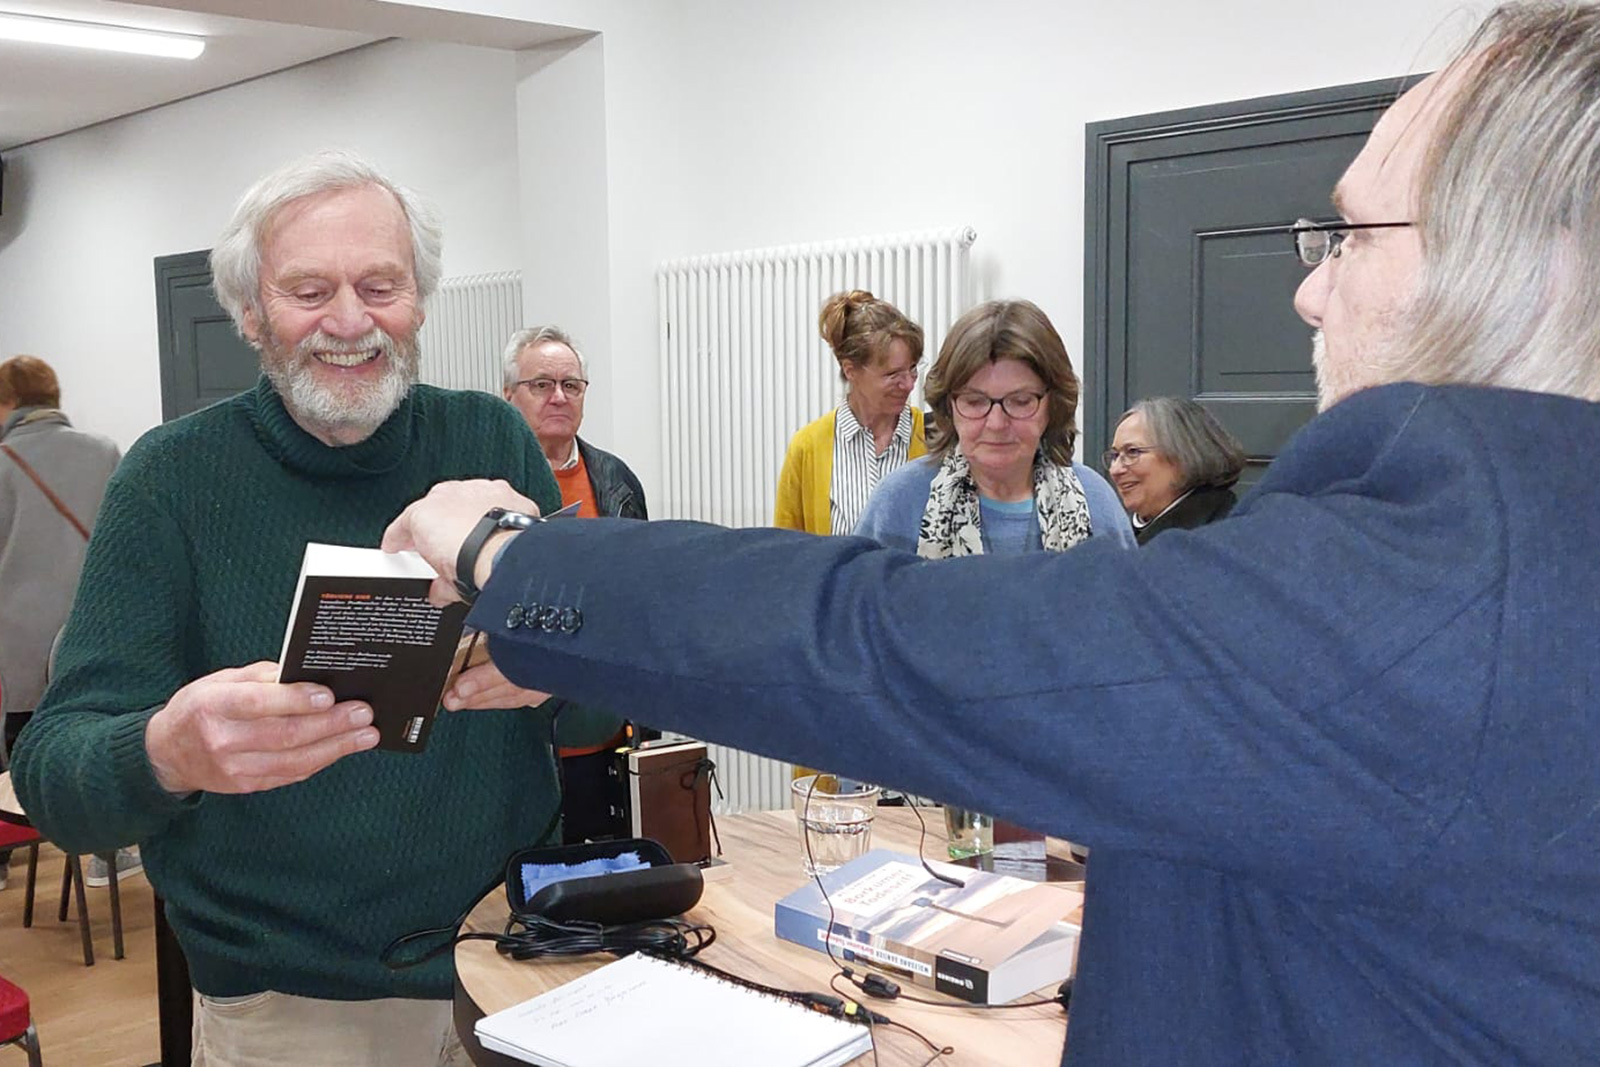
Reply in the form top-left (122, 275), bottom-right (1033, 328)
top-left (705, 742), bottom-right (793, 816)
top-left (656, 226), bottom-right (977, 528)
top-left (654, 228), bottom-right (975, 816)
top-left (418, 270), bottom-right (523, 393)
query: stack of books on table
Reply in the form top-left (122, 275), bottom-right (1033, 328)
top-left (774, 848), bottom-right (1084, 1005)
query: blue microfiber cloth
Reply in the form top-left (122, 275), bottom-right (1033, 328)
top-left (520, 851), bottom-right (649, 905)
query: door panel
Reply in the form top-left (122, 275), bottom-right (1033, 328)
top-left (1085, 76), bottom-right (1424, 487)
top-left (155, 250), bottom-right (259, 422)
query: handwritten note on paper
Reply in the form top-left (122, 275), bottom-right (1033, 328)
top-left (475, 952), bottom-right (871, 1067)
top-left (512, 970), bottom-right (650, 1037)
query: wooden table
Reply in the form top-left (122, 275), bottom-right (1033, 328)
top-left (454, 807), bottom-right (1079, 1066)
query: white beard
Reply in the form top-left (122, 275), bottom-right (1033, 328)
top-left (262, 326), bottom-right (420, 444)
top-left (1311, 329), bottom-right (1356, 413)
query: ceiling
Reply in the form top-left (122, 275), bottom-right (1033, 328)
top-left (0, 0), bottom-right (585, 151)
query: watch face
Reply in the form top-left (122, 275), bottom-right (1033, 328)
top-left (498, 511), bottom-right (539, 531)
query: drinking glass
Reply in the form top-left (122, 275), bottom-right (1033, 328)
top-left (791, 774), bottom-right (880, 877)
top-left (944, 806), bottom-right (995, 860)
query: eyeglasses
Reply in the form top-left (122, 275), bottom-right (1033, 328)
top-left (878, 367), bottom-right (918, 386)
top-left (951, 391), bottom-right (1045, 420)
top-left (516, 377), bottom-right (589, 398)
top-left (1101, 445), bottom-right (1154, 469)
top-left (1290, 218), bottom-right (1414, 267)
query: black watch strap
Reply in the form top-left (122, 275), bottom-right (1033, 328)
top-left (454, 507), bottom-right (538, 604)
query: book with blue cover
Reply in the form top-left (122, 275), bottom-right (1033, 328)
top-left (774, 848), bottom-right (1083, 1005)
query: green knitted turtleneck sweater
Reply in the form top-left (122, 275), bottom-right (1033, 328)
top-left (13, 378), bottom-right (612, 999)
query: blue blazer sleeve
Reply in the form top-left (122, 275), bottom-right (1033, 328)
top-left (468, 387), bottom-right (1504, 900)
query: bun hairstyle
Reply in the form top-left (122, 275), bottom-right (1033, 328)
top-left (817, 289), bottom-right (924, 381)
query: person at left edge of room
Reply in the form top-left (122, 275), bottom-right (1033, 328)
top-left (0, 355), bottom-right (124, 890)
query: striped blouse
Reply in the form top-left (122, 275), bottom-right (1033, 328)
top-left (830, 402), bottom-right (916, 536)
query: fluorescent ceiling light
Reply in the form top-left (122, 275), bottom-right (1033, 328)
top-left (0, 13), bottom-right (206, 59)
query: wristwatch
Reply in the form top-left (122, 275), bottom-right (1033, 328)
top-left (454, 507), bottom-right (539, 604)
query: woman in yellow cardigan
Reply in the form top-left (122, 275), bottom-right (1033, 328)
top-left (774, 290), bottom-right (926, 535)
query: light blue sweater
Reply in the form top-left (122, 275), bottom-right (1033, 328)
top-left (852, 454), bottom-right (1135, 552)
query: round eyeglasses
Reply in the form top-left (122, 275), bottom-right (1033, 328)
top-left (516, 377), bottom-right (589, 398)
top-left (1101, 445), bottom-right (1153, 469)
top-left (952, 391), bottom-right (1044, 420)
top-left (1290, 218), bottom-right (1414, 267)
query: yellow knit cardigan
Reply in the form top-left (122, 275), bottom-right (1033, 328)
top-left (772, 407), bottom-right (927, 535)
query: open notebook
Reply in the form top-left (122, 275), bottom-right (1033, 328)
top-left (475, 952), bottom-right (872, 1067)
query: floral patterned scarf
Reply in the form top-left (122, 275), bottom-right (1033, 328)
top-left (915, 449), bottom-right (1091, 559)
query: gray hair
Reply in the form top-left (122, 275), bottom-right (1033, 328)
top-left (210, 149), bottom-right (443, 334)
top-left (1387, 2), bottom-right (1600, 401)
top-left (1120, 397), bottom-right (1246, 491)
top-left (502, 326), bottom-right (588, 390)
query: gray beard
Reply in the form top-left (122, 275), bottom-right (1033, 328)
top-left (262, 327), bottom-right (420, 444)
top-left (1311, 329), bottom-right (1353, 413)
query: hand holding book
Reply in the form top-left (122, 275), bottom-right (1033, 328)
top-left (436, 498), bottom-right (580, 709)
top-left (276, 543), bottom-right (472, 752)
top-left (440, 633), bottom-right (550, 711)
top-left (144, 660), bottom-right (378, 796)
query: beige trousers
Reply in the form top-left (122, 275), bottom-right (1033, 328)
top-left (192, 990), bottom-right (474, 1067)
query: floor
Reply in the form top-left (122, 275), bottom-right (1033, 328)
top-left (0, 843), bottom-right (161, 1066)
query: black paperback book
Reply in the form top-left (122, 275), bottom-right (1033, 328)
top-left (276, 544), bottom-right (471, 753)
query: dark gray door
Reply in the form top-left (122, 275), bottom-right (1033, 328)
top-left (154, 250), bottom-right (259, 422)
top-left (1083, 75), bottom-right (1423, 485)
top-left (151, 248), bottom-right (252, 1062)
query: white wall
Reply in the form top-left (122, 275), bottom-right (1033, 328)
top-left (514, 33), bottom-right (615, 445)
top-left (500, 0), bottom-right (1480, 503)
top-left (1, 0), bottom-right (1482, 485)
top-left (0, 38), bottom-right (522, 450)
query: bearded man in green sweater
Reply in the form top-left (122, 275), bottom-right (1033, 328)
top-left (11, 150), bottom-right (615, 1066)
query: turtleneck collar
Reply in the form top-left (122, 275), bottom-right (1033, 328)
top-left (245, 376), bottom-right (416, 480)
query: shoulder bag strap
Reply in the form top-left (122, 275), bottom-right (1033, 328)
top-left (0, 443), bottom-right (90, 540)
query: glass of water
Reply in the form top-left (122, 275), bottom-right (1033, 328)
top-left (944, 806), bottom-right (995, 860)
top-left (791, 774), bottom-right (880, 877)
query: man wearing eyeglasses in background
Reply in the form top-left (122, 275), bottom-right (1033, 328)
top-left (500, 326), bottom-right (644, 844)
top-left (502, 327), bottom-right (647, 521)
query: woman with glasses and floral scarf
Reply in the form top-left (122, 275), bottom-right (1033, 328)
top-left (854, 299), bottom-right (1132, 558)
top-left (852, 299), bottom-right (1133, 842)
